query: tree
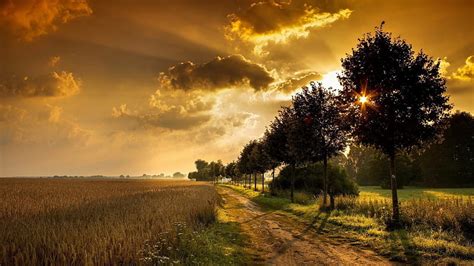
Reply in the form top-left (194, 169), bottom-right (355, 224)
top-left (237, 141), bottom-right (257, 189)
top-left (173, 172), bottom-right (185, 178)
top-left (208, 160), bottom-right (224, 183)
top-left (269, 106), bottom-right (303, 202)
top-left (225, 162), bottom-right (238, 184)
top-left (418, 112), bottom-right (474, 187)
top-left (195, 159), bottom-right (209, 172)
top-left (262, 121), bottom-right (287, 193)
top-left (291, 82), bottom-right (350, 206)
top-left (250, 141), bottom-right (271, 193)
top-left (339, 24), bottom-right (451, 223)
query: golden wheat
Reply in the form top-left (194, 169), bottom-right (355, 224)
top-left (0, 178), bottom-right (218, 265)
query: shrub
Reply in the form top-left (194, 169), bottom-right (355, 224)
top-left (271, 163), bottom-right (359, 197)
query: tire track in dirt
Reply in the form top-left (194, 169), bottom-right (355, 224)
top-left (217, 186), bottom-right (394, 265)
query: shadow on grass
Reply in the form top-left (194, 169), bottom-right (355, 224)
top-left (388, 229), bottom-right (420, 263)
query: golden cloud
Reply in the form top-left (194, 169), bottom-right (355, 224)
top-left (112, 88), bottom-right (215, 131)
top-left (273, 71), bottom-right (322, 93)
top-left (158, 54), bottom-right (274, 91)
top-left (437, 57), bottom-right (451, 78)
top-left (452, 55), bottom-right (474, 81)
top-left (0, 71), bottom-right (81, 98)
top-left (0, 0), bottom-right (92, 41)
top-left (226, 1), bottom-right (352, 55)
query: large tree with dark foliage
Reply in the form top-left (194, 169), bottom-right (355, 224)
top-left (339, 24), bottom-right (451, 223)
top-left (291, 82), bottom-right (350, 206)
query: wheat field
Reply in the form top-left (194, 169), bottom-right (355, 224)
top-left (0, 178), bottom-right (218, 265)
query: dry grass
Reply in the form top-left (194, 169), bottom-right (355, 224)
top-left (334, 194), bottom-right (474, 237)
top-left (0, 178), bottom-right (219, 265)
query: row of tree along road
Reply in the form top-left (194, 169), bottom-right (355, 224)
top-left (189, 25), bottom-right (474, 226)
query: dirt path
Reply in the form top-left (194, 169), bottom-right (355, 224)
top-left (217, 186), bottom-right (394, 265)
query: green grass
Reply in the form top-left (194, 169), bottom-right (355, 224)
top-left (224, 184), bottom-right (474, 264)
top-left (359, 186), bottom-right (474, 200)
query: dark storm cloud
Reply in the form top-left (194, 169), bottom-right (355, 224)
top-left (158, 55), bottom-right (274, 91)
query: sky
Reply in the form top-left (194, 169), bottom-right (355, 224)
top-left (0, 0), bottom-right (473, 177)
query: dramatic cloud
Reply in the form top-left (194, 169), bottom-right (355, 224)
top-left (274, 71), bottom-right (322, 93)
top-left (452, 55), bottom-right (474, 81)
top-left (0, 0), bottom-right (92, 41)
top-left (226, 1), bottom-right (352, 55)
top-left (158, 55), bottom-right (274, 91)
top-left (0, 71), bottom-right (81, 98)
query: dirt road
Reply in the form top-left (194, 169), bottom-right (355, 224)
top-left (217, 186), bottom-right (394, 265)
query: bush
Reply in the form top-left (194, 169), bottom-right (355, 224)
top-left (270, 163), bottom-right (359, 197)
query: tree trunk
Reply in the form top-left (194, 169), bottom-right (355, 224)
top-left (323, 156), bottom-right (328, 207)
top-left (261, 172), bottom-right (265, 193)
top-left (244, 174), bottom-right (247, 188)
top-left (254, 173), bottom-right (257, 191)
top-left (271, 168), bottom-right (276, 196)
top-left (390, 154), bottom-right (400, 225)
top-left (248, 174), bottom-right (251, 189)
top-left (290, 164), bottom-right (295, 203)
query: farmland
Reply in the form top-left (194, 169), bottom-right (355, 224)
top-left (0, 178), bottom-right (227, 265)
